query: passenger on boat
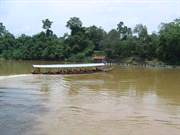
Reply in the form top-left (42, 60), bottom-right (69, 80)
top-left (59, 71), bottom-right (62, 74)
top-left (31, 70), bottom-right (37, 74)
top-left (42, 71), bottom-right (48, 74)
top-left (37, 68), bottom-right (41, 74)
top-left (79, 69), bottom-right (83, 73)
top-left (55, 71), bottom-right (60, 74)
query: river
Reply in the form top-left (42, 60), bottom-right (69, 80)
top-left (0, 60), bottom-right (179, 134)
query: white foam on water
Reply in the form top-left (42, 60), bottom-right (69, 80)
top-left (0, 74), bottom-right (32, 80)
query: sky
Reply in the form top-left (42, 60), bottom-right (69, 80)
top-left (0, 0), bottom-right (179, 37)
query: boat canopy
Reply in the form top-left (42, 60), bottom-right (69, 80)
top-left (33, 63), bottom-right (105, 68)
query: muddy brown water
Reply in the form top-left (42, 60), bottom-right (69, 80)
top-left (0, 60), bottom-right (179, 134)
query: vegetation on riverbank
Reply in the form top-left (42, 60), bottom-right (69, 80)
top-left (0, 17), bottom-right (180, 65)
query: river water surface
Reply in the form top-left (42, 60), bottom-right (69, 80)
top-left (0, 60), bottom-right (179, 134)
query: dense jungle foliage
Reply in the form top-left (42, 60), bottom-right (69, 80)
top-left (0, 17), bottom-right (180, 64)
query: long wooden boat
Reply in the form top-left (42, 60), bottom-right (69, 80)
top-left (31, 63), bottom-right (113, 75)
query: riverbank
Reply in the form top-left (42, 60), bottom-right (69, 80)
top-left (121, 57), bottom-right (163, 65)
top-left (0, 57), bottom-right (5, 61)
top-left (107, 57), bottom-right (180, 68)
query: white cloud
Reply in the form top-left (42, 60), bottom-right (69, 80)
top-left (0, 0), bottom-right (179, 36)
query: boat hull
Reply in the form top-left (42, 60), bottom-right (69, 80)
top-left (31, 68), bottom-right (113, 75)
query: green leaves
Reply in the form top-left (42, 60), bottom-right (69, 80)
top-left (133, 24), bottom-right (148, 39)
top-left (117, 21), bottom-right (132, 40)
top-left (159, 19), bottom-right (180, 64)
top-left (66, 17), bottom-right (83, 36)
top-left (42, 19), bottom-right (53, 30)
top-left (42, 19), bottom-right (53, 37)
top-left (1, 17), bottom-right (180, 65)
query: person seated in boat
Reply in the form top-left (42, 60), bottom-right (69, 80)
top-left (79, 69), bottom-right (83, 73)
top-left (86, 69), bottom-right (90, 73)
top-left (92, 68), bottom-right (96, 72)
top-left (59, 70), bottom-right (63, 74)
top-left (76, 69), bottom-right (79, 73)
top-left (31, 70), bottom-right (35, 74)
top-left (65, 70), bottom-right (68, 74)
top-left (61, 70), bottom-right (65, 74)
top-left (67, 69), bottom-right (70, 74)
top-left (37, 68), bottom-right (41, 74)
top-left (31, 70), bottom-right (37, 74)
top-left (84, 68), bottom-right (87, 73)
top-left (86, 69), bottom-right (89, 73)
top-left (55, 71), bottom-right (60, 74)
top-left (69, 69), bottom-right (73, 73)
top-left (47, 70), bottom-right (53, 74)
top-left (42, 71), bottom-right (48, 74)
top-left (50, 71), bottom-right (54, 74)
top-left (87, 69), bottom-right (91, 73)
top-left (73, 69), bottom-right (77, 74)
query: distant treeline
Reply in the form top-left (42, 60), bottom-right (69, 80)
top-left (0, 17), bottom-right (180, 64)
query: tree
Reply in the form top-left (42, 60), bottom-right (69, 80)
top-left (0, 32), bottom-right (16, 58)
top-left (12, 34), bottom-right (34, 59)
top-left (42, 19), bottom-right (53, 37)
top-left (117, 22), bottom-right (124, 34)
top-left (85, 25), bottom-right (106, 50)
top-left (148, 33), bottom-right (159, 59)
top-left (133, 24), bottom-right (148, 39)
top-left (117, 21), bottom-right (132, 40)
top-left (66, 17), bottom-right (83, 36)
top-left (158, 18), bottom-right (180, 64)
top-left (0, 23), bottom-right (7, 36)
top-left (101, 29), bottom-right (120, 59)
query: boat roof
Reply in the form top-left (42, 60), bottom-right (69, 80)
top-left (33, 63), bottom-right (105, 68)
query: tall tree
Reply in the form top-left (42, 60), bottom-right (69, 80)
top-left (133, 24), bottom-right (148, 39)
top-left (0, 23), bottom-right (7, 36)
top-left (117, 21), bottom-right (132, 39)
top-left (117, 21), bottom-right (124, 39)
top-left (42, 19), bottom-right (53, 37)
top-left (66, 17), bottom-right (83, 36)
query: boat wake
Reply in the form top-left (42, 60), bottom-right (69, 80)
top-left (0, 74), bottom-right (32, 80)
